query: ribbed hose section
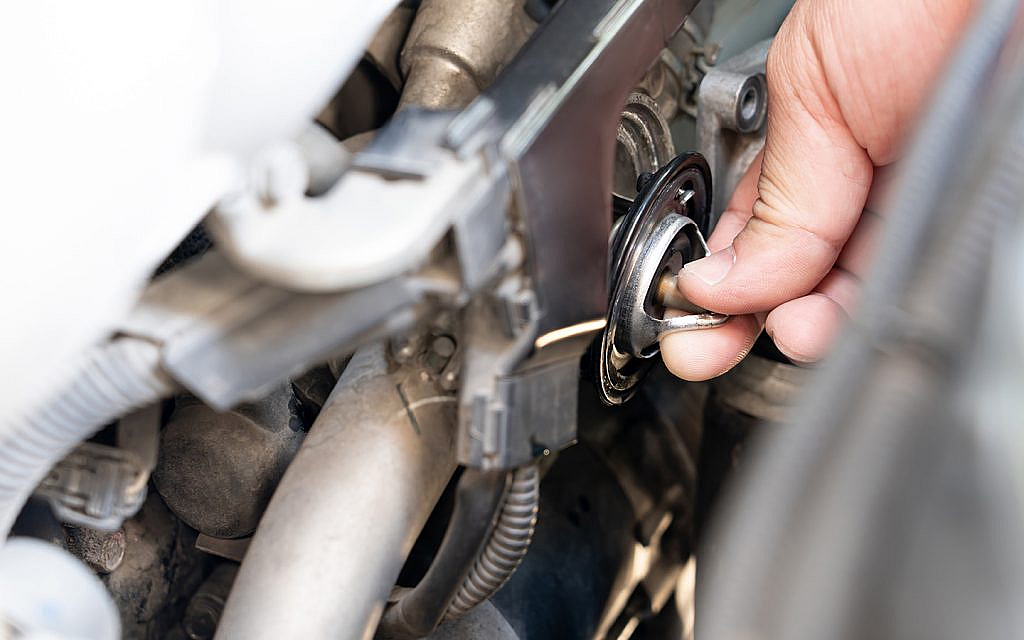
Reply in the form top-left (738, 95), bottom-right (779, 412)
top-left (445, 464), bottom-right (539, 619)
top-left (0, 338), bottom-right (176, 538)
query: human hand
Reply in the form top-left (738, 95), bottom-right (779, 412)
top-left (661, 0), bottom-right (979, 380)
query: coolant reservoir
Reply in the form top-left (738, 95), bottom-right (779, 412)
top-left (0, 0), bottom-right (396, 425)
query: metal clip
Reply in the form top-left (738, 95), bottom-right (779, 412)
top-left (36, 405), bottom-right (159, 530)
top-left (37, 443), bottom-right (148, 531)
top-left (613, 213), bottom-right (729, 358)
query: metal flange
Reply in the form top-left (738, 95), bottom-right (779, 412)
top-left (596, 152), bottom-right (729, 405)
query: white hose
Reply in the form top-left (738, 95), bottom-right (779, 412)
top-left (0, 338), bottom-right (175, 539)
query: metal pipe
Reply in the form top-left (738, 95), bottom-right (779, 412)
top-left (215, 343), bottom-right (458, 640)
top-left (399, 0), bottom-right (536, 110)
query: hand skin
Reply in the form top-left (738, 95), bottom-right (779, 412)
top-left (661, 0), bottom-right (978, 381)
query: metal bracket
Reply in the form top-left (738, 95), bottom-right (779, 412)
top-left (116, 0), bottom-right (708, 469)
top-left (697, 39), bottom-right (771, 225)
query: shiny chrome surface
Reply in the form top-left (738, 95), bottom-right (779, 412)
top-left (597, 153), bottom-right (728, 405)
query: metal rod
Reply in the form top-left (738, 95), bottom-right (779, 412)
top-left (215, 344), bottom-right (457, 640)
top-left (654, 273), bottom-right (705, 314)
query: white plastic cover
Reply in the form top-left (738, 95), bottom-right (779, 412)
top-left (0, 0), bottom-right (397, 421)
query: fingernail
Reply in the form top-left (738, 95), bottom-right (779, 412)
top-left (681, 245), bottom-right (735, 286)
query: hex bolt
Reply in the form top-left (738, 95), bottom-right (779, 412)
top-left (425, 335), bottom-right (457, 373)
top-left (431, 336), bottom-right (456, 358)
top-left (64, 526), bottom-right (126, 574)
top-left (390, 334), bottom-right (423, 363)
top-left (184, 564), bottom-right (238, 640)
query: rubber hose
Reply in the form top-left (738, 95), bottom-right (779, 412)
top-left (446, 464), bottom-right (539, 619)
top-left (377, 469), bottom-right (509, 639)
top-left (0, 338), bottom-right (175, 538)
